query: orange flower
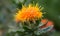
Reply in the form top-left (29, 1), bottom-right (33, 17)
top-left (41, 19), bottom-right (54, 28)
top-left (15, 4), bottom-right (43, 22)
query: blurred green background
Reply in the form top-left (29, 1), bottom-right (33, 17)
top-left (0, 0), bottom-right (60, 36)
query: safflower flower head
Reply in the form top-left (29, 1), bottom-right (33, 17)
top-left (14, 4), bottom-right (43, 22)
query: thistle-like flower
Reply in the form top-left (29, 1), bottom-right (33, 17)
top-left (14, 4), bottom-right (43, 22)
top-left (13, 4), bottom-right (54, 36)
